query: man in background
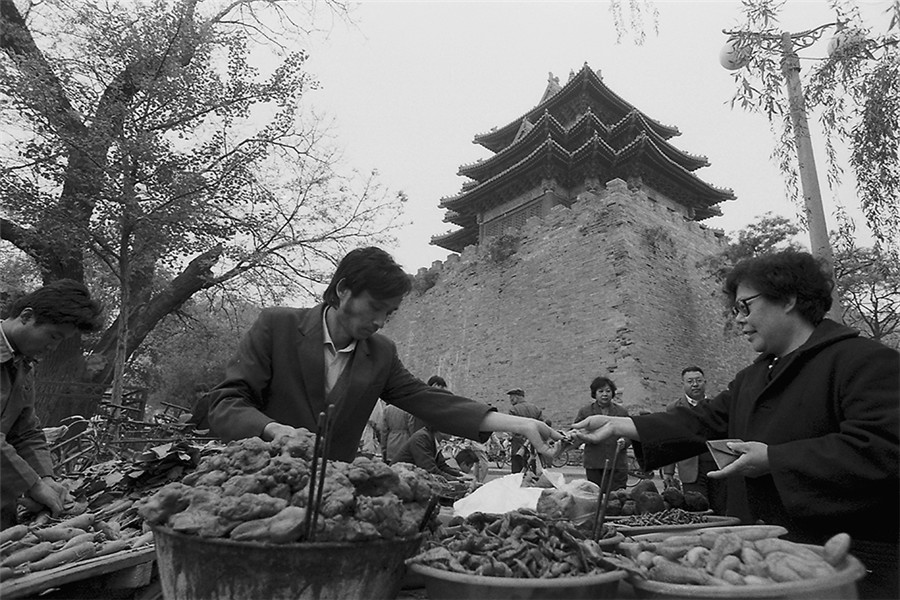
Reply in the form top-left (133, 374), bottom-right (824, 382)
top-left (661, 366), bottom-right (726, 514)
top-left (507, 388), bottom-right (543, 473)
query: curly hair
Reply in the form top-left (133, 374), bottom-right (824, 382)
top-left (723, 249), bottom-right (833, 325)
top-left (6, 279), bottom-right (104, 332)
top-left (322, 247), bottom-right (412, 308)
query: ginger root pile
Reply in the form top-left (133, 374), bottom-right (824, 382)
top-left (137, 431), bottom-right (443, 543)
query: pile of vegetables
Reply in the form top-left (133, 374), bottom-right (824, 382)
top-left (617, 526), bottom-right (852, 586)
top-left (606, 480), bottom-right (709, 517)
top-left (611, 508), bottom-right (712, 528)
top-left (138, 432), bottom-right (444, 543)
top-left (407, 508), bottom-right (620, 579)
top-left (1, 440), bottom-right (217, 586)
top-left (0, 512), bottom-right (153, 582)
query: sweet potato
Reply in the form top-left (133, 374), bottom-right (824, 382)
top-left (740, 545), bottom-right (764, 567)
top-left (27, 541), bottom-right (96, 572)
top-left (713, 554), bottom-right (742, 579)
top-left (705, 533), bottom-right (743, 571)
top-left (1, 533), bottom-right (39, 558)
top-left (33, 526), bottom-right (87, 542)
top-left (53, 513), bottom-right (95, 531)
top-left (720, 569), bottom-right (746, 585)
top-left (1, 541), bottom-right (60, 568)
top-left (129, 532), bottom-right (155, 548)
top-left (61, 532), bottom-right (99, 550)
top-left (649, 556), bottom-right (710, 584)
top-left (716, 525), bottom-right (787, 541)
top-left (0, 525), bottom-right (30, 545)
top-left (771, 552), bottom-right (834, 579)
top-left (754, 537), bottom-right (823, 563)
top-left (95, 539), bottom-right (132, 557)
top-left (822, 532), bottom-right (851, 566)
top-left (744, 574), bottom-right (776, 585)
top-left (764, 553), bottom-right (803, 582)
top-left (683, 545), bottom-right (709, 568)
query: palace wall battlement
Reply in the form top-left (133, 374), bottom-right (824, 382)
top-left (387, 179), bottom-right (753, 426)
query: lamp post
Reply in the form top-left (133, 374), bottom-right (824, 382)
top-left (722, 24), bottom-right (842, 319)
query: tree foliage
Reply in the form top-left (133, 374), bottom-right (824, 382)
top-left (703, 212), bottom-right (899, 347)
top-left (725, 0), bottom-right (900, 258)
top-left (832, 221), bottom-right (900, 346)
top-left (699, 212), bottom-right (802, 284)
top-left (0, 0), bottom-right (406, 424)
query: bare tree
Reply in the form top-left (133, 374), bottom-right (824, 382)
top-left (1, 0), bottom-right (405, 423)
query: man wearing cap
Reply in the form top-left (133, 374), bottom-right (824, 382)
top-left (506, 389), bottom-right (543, 473)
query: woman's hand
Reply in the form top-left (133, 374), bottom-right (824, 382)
top-left (708, 440), bottom-right (770, 478)
top-left (570, 415), bottom-right (638, 444)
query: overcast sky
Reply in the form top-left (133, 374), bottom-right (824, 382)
top-left (302, 0), bottom-right (885, 273)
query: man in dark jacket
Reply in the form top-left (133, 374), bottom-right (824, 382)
top-left (572, 250), bottom-right (899, 600)
top-left (660, 366), bottom-right (726, 514)
top-left (207, 247), bottom-right (560, 462)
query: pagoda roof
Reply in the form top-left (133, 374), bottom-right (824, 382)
top-left (473, 63), bottom-right (680, 153)
top-left (442, 130), bottom-right (730, 216)
top-left (440, 136), bottom-right (583, 214)
top-left (608, 111), bottom-right (709, 171)
top-left (459, 108), bottom-right (707, 183)
top-left (614, 133), bottom-right (734, 218)
top-left (431, 220), bottom-right (478, 253)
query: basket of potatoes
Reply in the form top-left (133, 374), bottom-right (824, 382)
top-left (618, 525), bottom-right (865, 599)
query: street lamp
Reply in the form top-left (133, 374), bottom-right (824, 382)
top-left (721, 24), bottom-right (843, 318)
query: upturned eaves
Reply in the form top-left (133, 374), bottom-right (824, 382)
top-left (472, 63), bottom-right (680, 153)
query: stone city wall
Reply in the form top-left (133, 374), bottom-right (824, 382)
top-left (384, 179), bottom-right (754, 427)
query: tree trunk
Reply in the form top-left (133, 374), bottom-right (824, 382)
top-left (89, 245), bottom-right (224, 385)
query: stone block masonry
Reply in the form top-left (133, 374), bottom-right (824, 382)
top-left (384, 179), bottom-right (754, 428)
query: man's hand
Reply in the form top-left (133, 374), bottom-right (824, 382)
top-left (27, 477), bottom-right (69, 516)
top-left (478, 412), bottom-right (562, 457)
top-left (262, 422), bottom-right (304, 441)
top-left (708, 441), bottom-right (770, 478)
top-left (571, 415), bottom-right (638, 444)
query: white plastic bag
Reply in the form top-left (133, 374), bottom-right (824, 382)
top-left (452, 471), bottom-right (566, 517)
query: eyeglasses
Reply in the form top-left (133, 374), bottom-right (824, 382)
top-left (731, 293), bottom-right (763, 318)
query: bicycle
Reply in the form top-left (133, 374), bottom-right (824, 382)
top-left (625, 447), bottom-right (656, 488)
top-left (486, 433), bottom-right (511, 468)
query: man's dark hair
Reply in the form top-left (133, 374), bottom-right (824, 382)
top-left (590, 376), bottom-right (617, 399)
top-left (427, 375), bottom-right (447, 388)
top-left (681, 366), bottom-right (704, 377)
top-left (6, 279), bottom-right (103, 332)
top-left (455, 448), bottom-right (477, 468)
top-left (322, 247), bottom-right (412, 308)
top-left (724, 250), bottom-right (833, 325)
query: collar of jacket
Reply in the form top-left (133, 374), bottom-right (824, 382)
top-left (302, 303), bottom-right (376, 358)
top-left (751, 318), bottom-right (859, 367)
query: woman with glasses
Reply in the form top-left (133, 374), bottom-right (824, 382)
top-left (572, 249), bottom-right (898, 600)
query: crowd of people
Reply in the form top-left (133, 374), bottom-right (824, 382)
top-left (2, 246), bottom-right (897, 599)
